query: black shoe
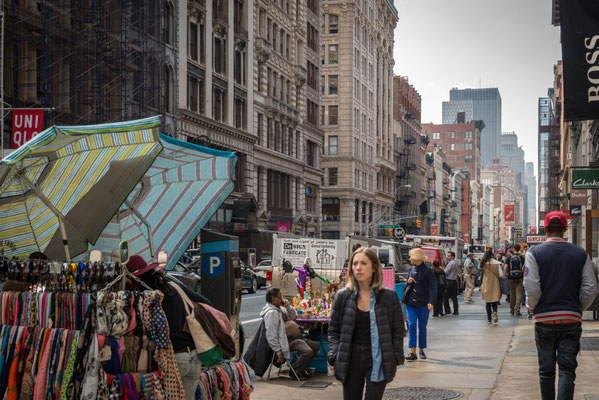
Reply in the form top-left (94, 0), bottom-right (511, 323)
top-left (452, 312), bottom-right (459, 315)
top-left (289, 370), bottom-right (309, 381)
top-left (419, 351), bottom-right (427, 360)
top-left (406, 353), bottom-right (418, 361)
top-left (510, 310), bottom-right (514, 315)
top-left (433, 314), bottom-right (439, 317)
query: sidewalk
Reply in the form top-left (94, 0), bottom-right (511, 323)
top-left (248, 290), bottom-right (599, 399)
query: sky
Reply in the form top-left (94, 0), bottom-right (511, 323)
top-left (393, 0), bottom-right (562, 175)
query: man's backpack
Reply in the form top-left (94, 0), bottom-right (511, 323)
top-left (508, 255), bottom-right (523, 279)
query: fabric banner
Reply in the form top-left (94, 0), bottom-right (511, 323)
top-left (559, 0), bottom-right (599, 121)
top-left (276, 222), bottom-right (290, 232)
top-left (504, 204), bottom-right (515, 223)
top-left (431, 224), bottom-right (438, 236)
top-left (11, 110), bottom-right (44, 149)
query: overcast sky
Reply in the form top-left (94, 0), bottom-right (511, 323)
top-left (393, 0), bottom-right (562, 175)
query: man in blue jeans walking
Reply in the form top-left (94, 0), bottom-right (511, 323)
top-left (524, 211), bottom-right (598, 399)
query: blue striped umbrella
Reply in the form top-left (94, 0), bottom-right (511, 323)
top-left (0, 116), bottom-right (162, 259)
top-left (87, 134), bottom-right (237, 270)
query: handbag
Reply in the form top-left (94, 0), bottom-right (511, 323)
top-left (169, 282), bottom-right (223, 367)
top-left (401, 281), bottom-right (414, 305)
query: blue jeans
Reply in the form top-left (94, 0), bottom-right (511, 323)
top-left (406, 305), bottom-right (430, 349)
top-left (534, 322), bottom-right (582, 400)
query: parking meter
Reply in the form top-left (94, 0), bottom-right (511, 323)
top-left (200, 229), bottom-right (242, 317)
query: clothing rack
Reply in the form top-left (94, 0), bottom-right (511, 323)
top-left (196, 360), bottom-right (253, 400)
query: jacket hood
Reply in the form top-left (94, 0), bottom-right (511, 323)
top-left (260, 302), bottom-right (281, 318)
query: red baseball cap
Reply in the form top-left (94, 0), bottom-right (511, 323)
top-left (544, 211), bottom-right (567, 228)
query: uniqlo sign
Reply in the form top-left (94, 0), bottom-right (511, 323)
top-left (12, 110), bottom-right (44, 149)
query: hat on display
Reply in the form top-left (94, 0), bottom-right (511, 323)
top-left (544, 211), bottom-right (567, 228)
top-left (127, 255), bottom-right (154, 276)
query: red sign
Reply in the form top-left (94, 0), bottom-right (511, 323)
top-left (561, 209), bottom-right (577, 220)
top-left (11, 110), bottom-right (44, 149)
top-left (431, 224), bottom-right (439, 236)
top-left (531, 227), bottom-right (538, 234)
top-left (526, 235), bottom-right (547, 243)
top-left (276, 222), bottom-right (290, 232)
top-left (504, 204), bottom-right (515, 223)
top-left (464, 233), bottom-right (470, 243)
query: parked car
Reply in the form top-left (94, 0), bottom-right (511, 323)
top-left (165, 261), bottom-right (201, 293)
top-left (253, 259), bottom-right (272, 288)
top-left (240, 261), bottom-right (258, 294)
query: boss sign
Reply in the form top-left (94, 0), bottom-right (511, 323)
top-left (11, 110), bottom-right (44, 149)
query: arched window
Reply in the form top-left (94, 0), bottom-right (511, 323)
top-left (164, 65), bottom-right (175, 113)
top-left (165, 1), bottom-right (175, 45)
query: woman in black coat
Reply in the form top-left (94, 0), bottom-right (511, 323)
top-left (328, 247), bottom-right (405, 400)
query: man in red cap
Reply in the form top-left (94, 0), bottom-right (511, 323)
top-left (524, 211), bottom-right (598, 399)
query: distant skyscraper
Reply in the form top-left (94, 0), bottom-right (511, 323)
top-left (500, 132), bottom-right (525, 188)
top-left (442, 88), bottom-right (502, 167)
top-left (526, 162), bottom-right (537, 229)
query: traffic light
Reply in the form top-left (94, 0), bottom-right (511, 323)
top-left (415, 219), bottom-right (421, 228)
top-left (387, 229), bottom-right (393, 237)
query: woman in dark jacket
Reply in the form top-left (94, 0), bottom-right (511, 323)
top-left (328, 247), bottom-right (405, 400)
top-left (432, 260), bottom-right (446, 317)
top-left (405, 248), bottom-right (437, 361)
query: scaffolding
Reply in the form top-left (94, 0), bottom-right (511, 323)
top-left (2, 0), bottom-right (166, 148)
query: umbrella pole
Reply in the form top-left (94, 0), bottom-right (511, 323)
top-left (58, 217), bottom-right (71, 261)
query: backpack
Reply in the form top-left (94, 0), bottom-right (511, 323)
top-left (508, 255), bottom-right (523, 279)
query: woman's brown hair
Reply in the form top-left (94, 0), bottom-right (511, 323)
top-left (345, 247), bottom-right (384, 290)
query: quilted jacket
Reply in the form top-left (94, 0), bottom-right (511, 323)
top-left (327, 287), bottom-right (405, 383)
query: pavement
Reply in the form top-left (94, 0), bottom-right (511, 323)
top-left (246, 289), bottom-right (599, 399)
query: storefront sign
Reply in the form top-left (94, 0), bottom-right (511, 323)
top-left (11, 110), bottom-right (44, 149)
top-left (559, 0), bottom-right (599, 121)
top-left (504, 204), bottom-right (515, 223)
top-left (463, 233), bottom-right (470, 243)
top-left (526, 235), bottom-right (547, 244)
top-left (570, 205), bottom-right (583, 217)
top-left (570, 189), bottom-right (588, 205)
top-left (572, 169), bottom-right (599, 190)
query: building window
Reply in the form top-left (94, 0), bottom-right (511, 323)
top-left (329, 45), bottom-right (338, 64)
top-left (355, 199), bottom-right (359, 222)
top-left (465, 131), bottom-right (472, 139)
top-left (306, 185), bottom-right (316, 213)
top-left (307, 61), bottom-right (318, 90)
top-left (188, 75), bottom-right (199, 112)
top-left (213, 87), bottom-right (226, 122)
top-left (322, 198), bottom-right (340, 221)
top-left (307, 0), bottom-right (318, 15)
top-left (214, 36), bottom-right (226, 74)
top-left (450, 131), bottom-right (455, 139)
top-left (329, 106), bottom-right (338, 125)
top-left (465, 155), bottom-right (473, 162)
top-left (189, 22), bottom-right (198, 60)
top-left (432, 132), bottom-right (440, 140)
top-left (328, 168), bottom-right (338, 185)
top-left (307, 23), bottom-right (318, 52)
top-left (306, 141), bottom-right (317, 167)
top-left (328, 135), bottom-right (338, 155)
top-left (164, 65), bottom-right (174, 113)
top-left (165, 1), bottom-right (175, 45)
top-left (450, 143), bottom-right (455, 150)
top-left (328, 75), bottom-right (338, 95)
top-left (307, 99), bottom-right (318, 125)
top-left (465, 142), bottom-right (473, 150)
top-left (329, 14), bottom-right (338, 33)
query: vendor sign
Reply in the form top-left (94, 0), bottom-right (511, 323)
top-left (572, 169), bottom-right (599, 190)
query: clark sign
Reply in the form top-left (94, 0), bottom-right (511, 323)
top-left (571, 169), bottom-right (599, 190)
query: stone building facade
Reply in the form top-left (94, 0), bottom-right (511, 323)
top-left (320, 0), bottom-right (398, 238)
top-left (252, 0), bottom-right (323, 235)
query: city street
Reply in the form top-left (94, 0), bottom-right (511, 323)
top-left (241, 287), bottom-right (268, 345)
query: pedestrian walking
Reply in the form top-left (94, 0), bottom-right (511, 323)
top-left (504, 245), bottom-right (525, 316)
top-left (463, 253), bottom-right (476, 303)
top-left (328, 247), bottom-right (405, 400)
top-left (525, 211), bottom-right (598, 400)
top-left (404, 248), bottom-right (436, 361)
top-left (479, 250), bottom-right (501, 323)
top-left (443, 251), bottom-right (460, 315)
top-left (432, 260), bottom-right (446, 317)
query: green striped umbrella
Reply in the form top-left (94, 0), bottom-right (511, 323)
top-left (0, 116), bottom-right (163, 260)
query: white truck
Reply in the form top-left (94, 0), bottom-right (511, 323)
top-left (270, 234), bottom-right (410, 297)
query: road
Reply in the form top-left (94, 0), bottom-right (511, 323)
top-left (240, 287), bottom-right (267, 351)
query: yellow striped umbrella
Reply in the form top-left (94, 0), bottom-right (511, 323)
top-left (0, 116), bottom-right (162, 260)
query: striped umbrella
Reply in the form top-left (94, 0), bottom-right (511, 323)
top-left (0, 116), bottom-right (163, 260)
top-left (87, 134), bottom-right (237, 270)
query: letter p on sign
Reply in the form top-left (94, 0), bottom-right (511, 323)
top-left (202, 254), bottom-right (225, 277)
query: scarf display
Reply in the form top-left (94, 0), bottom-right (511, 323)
top-left (195, 361), bottom-right (253, 400)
